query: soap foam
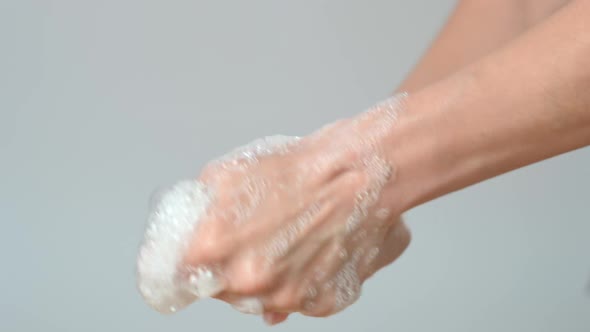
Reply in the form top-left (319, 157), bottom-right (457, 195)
top-left (136, 136), bottom-right (300, 314)
top-left (137, 180), bottom-right (212, 313)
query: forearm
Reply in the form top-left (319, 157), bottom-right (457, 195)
top-left (385, 0), bottom-right (590, 213)
top-left (397, 0), bottom-right (571, 92)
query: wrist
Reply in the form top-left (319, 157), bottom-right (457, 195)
top-left (379, 72), bottom-right (482, 214)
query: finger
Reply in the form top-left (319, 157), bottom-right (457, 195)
top-left (263, 312), bottom-right (289, 326)
top-left (256, 237), bottom-right (341, 313)
top-left (181, 200), bottom-right (250, 299)
top-left (181, 221), bottom-right (234, 299)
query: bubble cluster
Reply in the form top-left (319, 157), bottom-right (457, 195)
top-left (325, 249), bottom-right (363, 311)
top-left (213, 135), bottom-right (301, 165)
top-left (136, 136), bottom-right (300, 314)
top-left (136, 180), bottom-right (212, 313)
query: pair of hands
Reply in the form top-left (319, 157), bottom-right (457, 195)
top-left (140, 95), bottom-right (411, 325)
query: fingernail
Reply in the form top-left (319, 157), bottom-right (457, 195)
top-left (186, 267), bottom-right (224, 298)
top-left (232, 297), bottom-right (264, 315)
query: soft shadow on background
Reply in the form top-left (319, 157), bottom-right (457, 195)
top-left (1, 1), bottom-right (588, 331)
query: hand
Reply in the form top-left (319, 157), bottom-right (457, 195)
top-left (188, 96), bottom-right (410, 321)
top-left (137, 95), bottom-right (410, 324)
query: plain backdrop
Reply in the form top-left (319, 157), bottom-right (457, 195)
top-left (1, 1), bottom-right (589, 331)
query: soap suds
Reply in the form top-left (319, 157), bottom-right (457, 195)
top-left (136, 180), bottom-right (212, 313)
top-left (324, 249), bottom-right (363, 312)
top-left (137, 136), bottom-right (300, 314)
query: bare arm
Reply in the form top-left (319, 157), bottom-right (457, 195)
top-left (397, 0), bottom-right (571, 93)
top-left (383, 0), bottom-right (590, 212)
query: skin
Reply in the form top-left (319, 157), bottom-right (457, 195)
top-left (398, 0), bottom-right (572, 93)
top-left (184, 0), bottom-right (589, 325)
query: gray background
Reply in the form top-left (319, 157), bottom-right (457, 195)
top-left (1, 1), bottom-right (589, 331)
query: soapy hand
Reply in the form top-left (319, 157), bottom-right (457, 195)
top-left (137, 94), bottom-right (410, 324)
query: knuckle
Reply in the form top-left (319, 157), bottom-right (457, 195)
top-left (189, 222), bottom-right (230, 263)
top-left (273, 287), bottom-right (303, 311)
top-left (197, 233), bottom-right (222, 258)
top-left (231, 256), bottom-right (274, 294)
top-left (343, 170), bottom-right (367, 193)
